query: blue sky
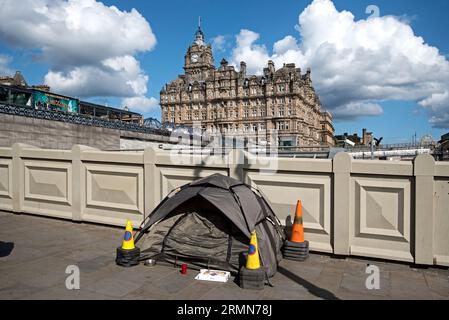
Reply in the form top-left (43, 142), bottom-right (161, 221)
top-left (1, 0), bottom-right (448, 143)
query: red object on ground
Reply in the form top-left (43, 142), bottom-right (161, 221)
top-left (181, 263), bottom-right (188, 274)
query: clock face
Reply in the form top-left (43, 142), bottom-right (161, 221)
top-left (191, 54), bottom-right (199, 63)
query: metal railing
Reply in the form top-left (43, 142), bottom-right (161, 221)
top-left (0, 103), bottom-right (172, 136)
top-left (346, 142), bottom-right (435, 152)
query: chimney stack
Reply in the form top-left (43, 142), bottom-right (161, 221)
top-left (239, 61), bottom-right (246, 78)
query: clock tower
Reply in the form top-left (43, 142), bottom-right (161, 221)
top-left (184, 19), bottom-right (215, 82)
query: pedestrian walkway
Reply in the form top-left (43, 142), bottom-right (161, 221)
top-left (0, 211), bottom-right (448, 300)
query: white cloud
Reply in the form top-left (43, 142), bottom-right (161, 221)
top-left (273, 36), bottom-right (300, 55)
top-left (44, 55), bottom-right (149, 98)
top-left (212, 35), bottom-right (228, 52)
top-left (122, 96), bottom-right (159, 113)
top-left (228, 0), bottom-right (449, 127)
top-left (331, 102), bottom-right (384, 119)
top-left (419, 91), bottom-right (449, 128)
top-left (0, 0), bottom-right (156, 67)
top-left (231, 30), bottom-right (269, 75)
top-left (0, 55), bottom-right (12, 74)
top-left (0, 0), bottom-right (158, 109)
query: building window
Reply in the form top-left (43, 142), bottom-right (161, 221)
top-left (279, 108), bottom-right (285, 117)
top-left (244, 124), bottom-right (250, 132)
top-left (285, 122), bottom-right (290, 130)
top-left (251, 123), bottom-right (257, 132)
top-left (252, 109), bottom-right (257, 117)
top-left (244, 109), bottom-right (249, 118)
top-left (276, 122), bottom-right (287, 130)
top-left (278, 84), bottom-right (285, 92)
top-left (260, 123), bottom-right (266, 131)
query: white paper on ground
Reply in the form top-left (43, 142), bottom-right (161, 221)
top-left (194, 269), bottom-right (231, 283)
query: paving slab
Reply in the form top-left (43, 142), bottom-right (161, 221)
top-left (150, 270), bottom-right (198, 295)
top-left (340, 273), bottom-right (390, 297)
top-left (335, 288), bottom-right (388, 300)
top-left (200, 284), bottom-right (264, 300)
top-left (424, 274), bottom-right (449, 297)
top-left (170, 280), bottom-right (218, 300)
top-left (390, 272), bottom-right (434, 300)
top-left (124, 283), bottom-right (172, 300)
top-left (0, 282), bottom-right (43, 300)
top-left (20, 286), bottom-right (116, 300)
top-left (83, 277), bottom-right (143, 298)
top-left (314, 269), bottom-right (343, 292)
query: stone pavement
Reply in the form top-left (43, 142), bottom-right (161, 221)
top-left (0, 211), bottom-right (448, 300)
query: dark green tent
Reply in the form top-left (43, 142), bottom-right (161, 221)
top-left (135, 174), bottom-right (285, 278)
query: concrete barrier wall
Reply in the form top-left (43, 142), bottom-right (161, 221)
top-left (0, 113), bottom-right (180, 151)
top-left (0, 143), bottom-right (448, 267)
top-left (0, 113), bottom-right (120, 150)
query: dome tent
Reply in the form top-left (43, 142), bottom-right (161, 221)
top-left (134, 174), bottom-right (286, 278)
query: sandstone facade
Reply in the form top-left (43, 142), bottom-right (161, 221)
top-left (161, 25), bottom-right (334, 147)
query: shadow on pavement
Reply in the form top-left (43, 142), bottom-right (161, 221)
top-left (0, 241), bottom-right (14, 258)
top-left (278, 266), bottom-right (340, 300)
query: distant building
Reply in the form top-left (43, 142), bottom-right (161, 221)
top-left (362, 128), bottom-right (373, 146)
top-left (0, 71), bottom-right (143, 124)
top-left (320, 112), bottom-right (335, 146)
top-left (160, 23), bottom-right (334, 147)
top-left (1, 71), bottom-right (51, 92)
top-left (334, 128), bottom-right (372, 147)
top-left (334, 132), bottom-right (362, 147)
top-left (0, 71), bottom-right (29, 88)
top-left (436, 132), bottom-right (449, 161)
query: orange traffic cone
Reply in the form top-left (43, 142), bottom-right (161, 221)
top-left (283, 200), bottom-right (309, 261)
top-left (290, 200), bottom-right (305, 243)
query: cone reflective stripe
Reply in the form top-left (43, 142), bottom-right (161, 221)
top-left (246, 231), bottom-right (261, 270)
top-left (122, 220), bottom-right (136, 250)
top-left (291, 200), bottom-right (305, 243)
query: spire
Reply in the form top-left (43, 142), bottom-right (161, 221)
top-left (194, 16), bottom-right (204, 46)
top-left (13, 71), bottom-right (28, 87)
